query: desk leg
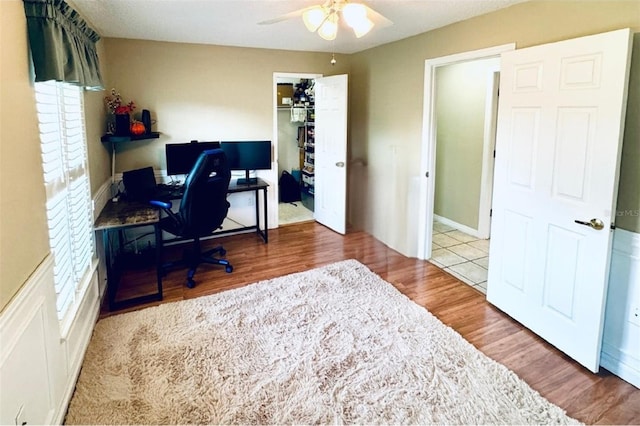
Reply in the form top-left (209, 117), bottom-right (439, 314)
top-left (104, 224), bottom-right (163, 312)
top-left (155, 223), bottom-right (163, 300)
top-left (104, 229), bottom-right (117, 311)
top-left (254, 188), bottom-right (260, 241)
top-left (263, 187), bottom-right (268, 243)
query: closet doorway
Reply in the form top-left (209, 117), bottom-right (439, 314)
top-left (274, 73), bottom-right (321, 226)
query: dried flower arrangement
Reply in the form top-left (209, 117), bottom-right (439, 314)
top-left (104, 88), bottom-right (135, 115)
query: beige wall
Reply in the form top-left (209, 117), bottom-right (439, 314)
top-left (349, 0), bottom-right (640, 256)
top-left (617, 34), bottom-right (640, 232)
top-left (434, 58), bottom-right (498, 230)
top-left (0, 0), bottom-right (110, 312)
top-left (1, 0), bottom-right (49, 311)
top-left (102, 39), bottom-right (349, 174)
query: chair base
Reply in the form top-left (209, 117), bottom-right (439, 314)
top-left (162, 239), bottom-right (233, 288)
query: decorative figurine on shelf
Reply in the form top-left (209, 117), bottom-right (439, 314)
top-left (130, 121), bottom-right (145, 136)
top-left (104, 88), bottom-right (136, 136)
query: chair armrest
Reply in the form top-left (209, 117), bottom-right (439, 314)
top-left (149, 199), bottom-right (183, 227)
top-left (150, 199), bottom-right (172, 209)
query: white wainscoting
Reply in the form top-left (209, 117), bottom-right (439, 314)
top-left (601, 228), bottom-right (640, 389)
top-left (0, 197), bottom-right (104, 425)
top-left (0, 255), bottom-right (101, 424)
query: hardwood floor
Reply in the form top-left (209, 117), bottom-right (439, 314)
top-left (103, 221), bottom-right (640, 425)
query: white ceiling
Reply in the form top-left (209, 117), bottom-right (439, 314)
top-left (70, 0), bottom-right (529, 54)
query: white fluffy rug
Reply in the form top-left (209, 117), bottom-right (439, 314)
top-left (65, 260), bottom-right (579, 425)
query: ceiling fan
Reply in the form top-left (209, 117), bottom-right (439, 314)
top-left (259, 0), bottom-right (393, 41)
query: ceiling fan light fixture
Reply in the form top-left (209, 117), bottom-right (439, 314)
top-left (352, 17), bottom-right (374, 38)
top-left (302, 6), bottom-right (327, 32)
top-left (317, 13), bottom-right (338, 40)
top-left (342, 3), bottom-right (367, 28)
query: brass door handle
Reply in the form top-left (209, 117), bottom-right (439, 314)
top-left (574, 218), bottom-right (605, 230)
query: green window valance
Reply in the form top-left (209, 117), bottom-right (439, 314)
top-left (23, 0), bottom-right (103, 90)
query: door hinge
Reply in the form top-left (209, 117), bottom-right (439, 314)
top-left (493, 150), bottom-right (496, 158)
top-left (426, 171), bottom-right (429, 178)
top-left (490, 209), bottom-right (493, 217)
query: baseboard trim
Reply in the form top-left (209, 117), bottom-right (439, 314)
top-left (433, 214), bottom-right (482, 238)
top-left (601, 228), bottom-right (640, 389)
top-left (600, 343), bottom-right (640, 389)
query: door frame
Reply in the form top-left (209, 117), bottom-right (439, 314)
top-left (417, 43), bottom-right (515, 260)
top-left (273, 72), bottom-right (322, 227)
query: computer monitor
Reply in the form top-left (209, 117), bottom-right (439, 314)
top-left (165, 141), bottom-right (221, 176)
top-left (220, 140), bottom-right (272, 185)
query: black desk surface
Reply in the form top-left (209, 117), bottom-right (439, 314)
top-left (228, 177), bottom-right (269, 193)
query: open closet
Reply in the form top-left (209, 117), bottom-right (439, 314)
top-left (276, 77), bottom-right (316, 225)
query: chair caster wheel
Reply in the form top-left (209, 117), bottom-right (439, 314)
top-left (187, 279), bottom-right (196, 288)
top-left (225, 265), bottom-right (233, 273)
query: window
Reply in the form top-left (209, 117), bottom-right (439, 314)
top-left (35, 80), bottom-right (94, 321)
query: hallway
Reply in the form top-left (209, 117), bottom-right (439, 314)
top-left (430, 220), bottom-right (489, 294)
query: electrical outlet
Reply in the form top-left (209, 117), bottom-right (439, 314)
top-left (630, 306), bottom-right (640, 327)
top-left (15, 404), bottom-right (26, 426)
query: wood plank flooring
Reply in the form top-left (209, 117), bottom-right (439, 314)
top-left (102, 221), bottom-right (639, 425)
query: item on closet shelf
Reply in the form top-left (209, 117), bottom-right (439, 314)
top-left (277, 83), bottom-right (294, 106)
top-left (291, 106), bottom-right (306, 123)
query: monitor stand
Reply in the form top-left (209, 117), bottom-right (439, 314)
top-left (237, 170), bottom-right (257, 185)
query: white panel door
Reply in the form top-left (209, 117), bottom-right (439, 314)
top-left (487, 28), bottom-right (632, 372)
top-left (314, 74), bottom-right (348, 234)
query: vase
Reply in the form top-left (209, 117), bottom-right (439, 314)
top-left (141, 109), bottom-right (152, 134)
top-left (115, 114), bottom-right (130, 136)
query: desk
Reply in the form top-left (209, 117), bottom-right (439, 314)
top-left (95, 178), bottom-right (268, 311)
top-left (159, 177), bottom-right (269, 243)
top-left (225, 178), bottom-right (269, 243)
top-left (95, 200), bottom-right (163, 311)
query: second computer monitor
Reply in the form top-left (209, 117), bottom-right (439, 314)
top-left (220, 140), bottom-right (272, 185)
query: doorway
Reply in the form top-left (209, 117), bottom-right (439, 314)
top-left (274, 73), bottom-right (321, 226)
top-left (430, 58), bottom-right (499, 292)
top-left (417, 44), bottom-right (515, 292)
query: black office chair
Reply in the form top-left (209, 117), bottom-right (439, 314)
top-left (150, 149), bottom-right (233, 288)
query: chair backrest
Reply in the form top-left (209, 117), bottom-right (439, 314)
top-left (178, 149), bottom-right (231, 237)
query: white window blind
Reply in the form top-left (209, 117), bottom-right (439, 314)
top-left (35, 81), bottom-right (94, 319)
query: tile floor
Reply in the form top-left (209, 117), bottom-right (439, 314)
top-left (430, 220), bottom-right (490, 295)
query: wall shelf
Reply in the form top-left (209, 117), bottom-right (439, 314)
top-left (101, 132), bottom-right (160, 143)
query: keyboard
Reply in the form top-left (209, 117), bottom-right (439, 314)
top-left (155, 184), bottom-right (184, 199)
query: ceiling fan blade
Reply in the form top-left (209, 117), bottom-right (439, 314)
top-left (258, 7), bottom-right (311, 25)
top-left (365, 5), bottom-right (393, 27)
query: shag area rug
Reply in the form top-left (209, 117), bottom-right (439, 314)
top-left (66, 260), bottom-right (579, 425)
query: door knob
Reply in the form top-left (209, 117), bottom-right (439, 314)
top-left (335, 161), bottom-right (345, 167)
top-left (574, 218), bottom-right (605, 230)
